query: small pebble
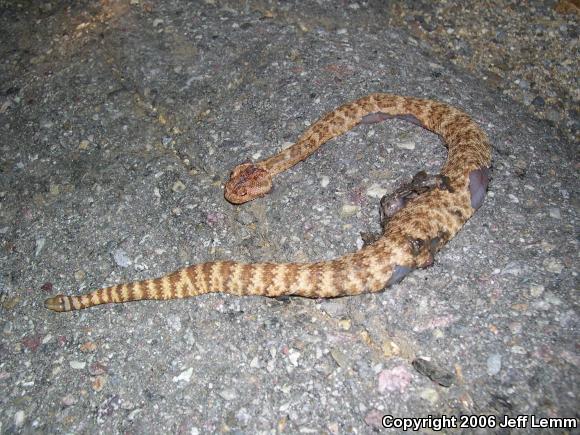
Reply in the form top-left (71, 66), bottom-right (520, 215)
top-left (517, 79), bottom-right (530, 89)
top-left (288, 349), bottom-right (300, 366)
top-left (2, 294), bottom-right (19, 310)
top-left (502, 261), bottom-right (523, 275)
top-left (319, 301), bottom-right (346, 317)
top-left (92, 375), bottom-right (106, 392)
top-left (69, 360), bottom-right (86, 370)
top-left (49, 184), bottom-right (60, 196)
top-left (364, 409), bottom-right (384, 429)
top-left (79, 139), bottom-right (90, 149)
top-left (509, 322), bottom-right (523, 334)
top-left (359, 330), bottom-right (372, 346)
top-left (544, 292), bottom-right (563, 305)
top-left (14, 410), bottom-right (25, 427)
top-left (543, 258), bottom-right (564, 273)
top-left (112, 249), bottom-right (131, 268)
top-left (236, 407), bottom-right (251, 425)
top-left (487, 354), bottom-right (502, 375)
top-left (320, 175), bottom-right (330, 188)
top-left (419, 388), bottom-right (439, 404)
top-left (330, 348), bottom-right (350, 368)
top-left (219, 389), bottom-right (237, 401)
top-left (366, 183), bottom-right (387, 199)
top-left (89, 362), bottom-right (108, 376)
top-left (206, 211), bottom-right (224, 226)
top-left (3, 321), bottom-right (13, 334)
top-left (340, 204), bottom-right (359, 217)
top-left (531, 96), bottom-right (545, 107)
top-left (172, 367), bottom-right (193, 383)
top-left (166, 314), bottom-right (182, 332)
top-left (381, 340), bottom-right (400, 358)
top-left (79, 341), bottom-right (97, 353)
top-left (237, 210), bottom-right (255, 225)
top-left (34, 237), bottom-right (45, 256)
top-left (532, 300), bottom-right (551, 311)
top-left (396, 139), bottom-right (415, 150)
top-left (172, 180), bottom-right (186, 193)
top-left (548, 207), bottom-right (561, 219)
top-left (432, 329), bottom-right (445, 339)
top-left (74, 270), bottom-right (86, 282)
top-left (327, 422), bottom-right (339, 435)
top-left (541, 241), bottom-right (556, 253)
top-left (377, 365), bottom-right (412, 393)
top-left (545, 109), bottom-right (561, 122)
top-left (61, 394), bottom-right (78, 407)
top-left (338, 319), bottom-right (351, 330)
top-left (22, 334), bottom-right (42, 352)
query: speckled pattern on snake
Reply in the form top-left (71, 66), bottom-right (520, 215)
top-left (45, 93), bottom-right (492, 312)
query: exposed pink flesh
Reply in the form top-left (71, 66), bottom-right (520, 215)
top-left (386, 265), bottom-right (413, 287)
top-left (361, 113), bottom-right (489, 288)
top-left (468, 167), bottom-right (490, 209)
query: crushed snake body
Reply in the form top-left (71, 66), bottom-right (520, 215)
top-left (45, 93), bottom-right (491, 312)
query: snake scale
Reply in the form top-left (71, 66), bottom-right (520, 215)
top-left (45, 93), bottom-right (491, 312)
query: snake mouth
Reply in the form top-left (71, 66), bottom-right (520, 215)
top-left (223, 183), bottom-right (248, 204)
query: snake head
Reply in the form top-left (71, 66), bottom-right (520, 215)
top-left (224, 163), bottom-right (273, 204)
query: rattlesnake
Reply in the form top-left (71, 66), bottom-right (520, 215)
top-left (45, 93), bottom-right (491, 312)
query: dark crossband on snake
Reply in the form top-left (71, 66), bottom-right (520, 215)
top-left (45, 93), bottom-right (492, 312)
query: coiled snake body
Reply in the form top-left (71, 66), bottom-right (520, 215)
top-left (45, 94), bottom-right (491, 312)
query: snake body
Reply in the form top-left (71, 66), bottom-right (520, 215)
top-left (45, 94), bottom-right (491, 312)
